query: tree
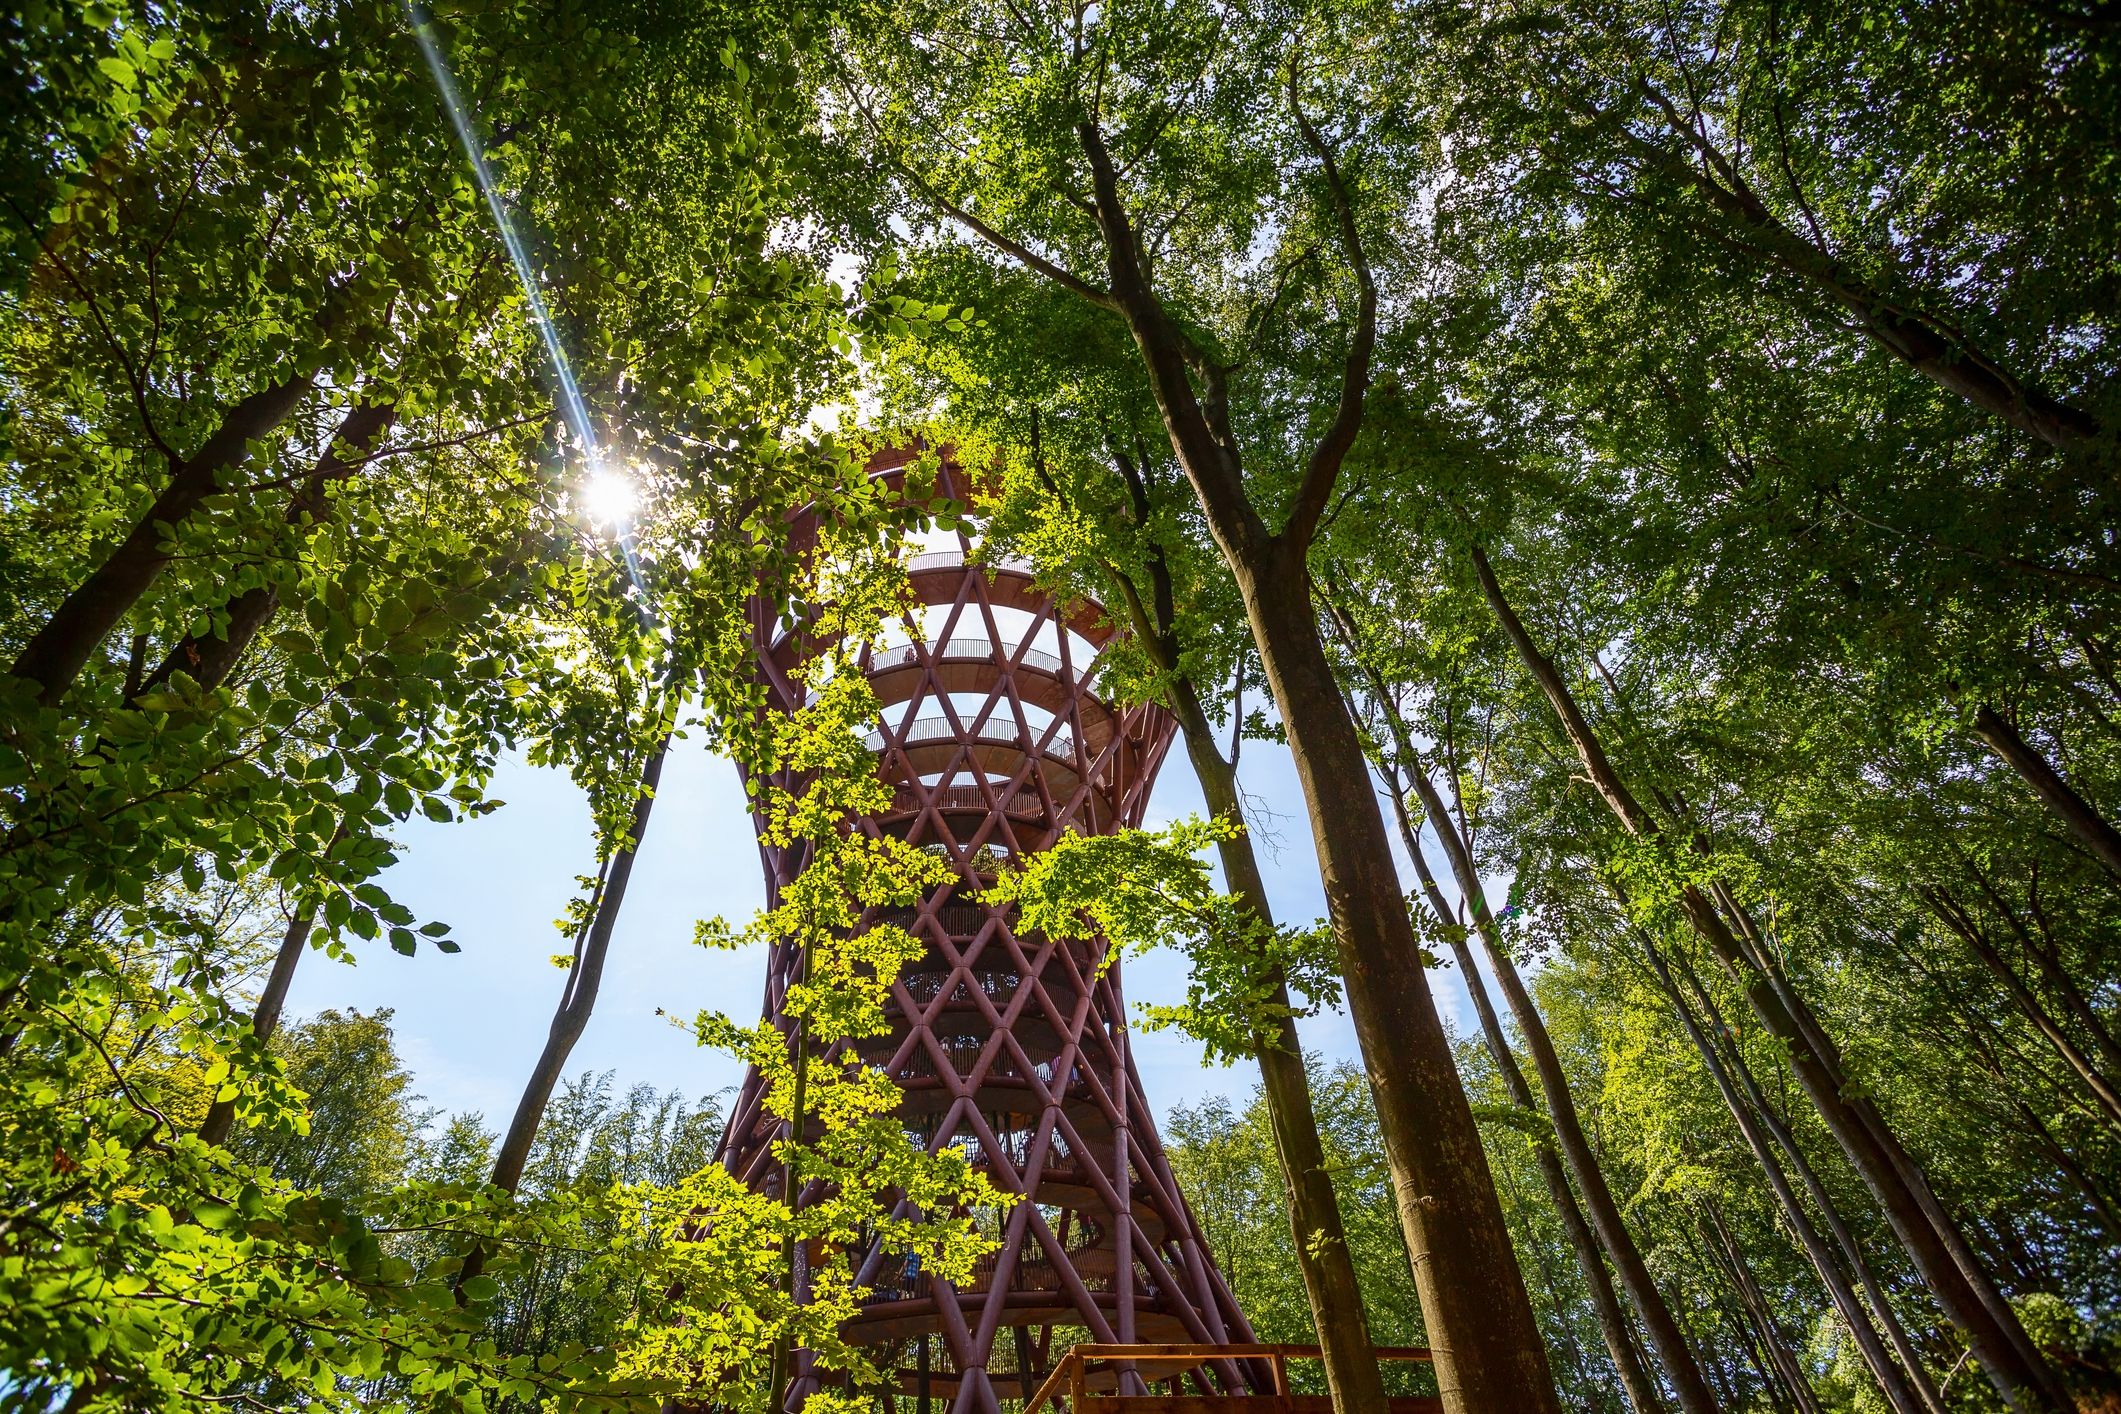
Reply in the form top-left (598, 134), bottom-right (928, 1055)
top-left (836, 3), bottom-right (1561, 1402)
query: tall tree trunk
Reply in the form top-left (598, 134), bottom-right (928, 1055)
top-left (1234, 542), bottom-right (1559, 1412)
top-left (489, 730), bottom-right (670, 1195)
top-left (10, 372), bottom-right (317, 704)
top-left (1973, 704), bottom-right (2121, 883)
top-left (1378, 768), bottom-right (1667, 1414)
top-left (1665, 939), bottom-right (1949, 1414)
top-left (1361, 683), bottom-right (1716, 1414)
top-left (1696, 1204), bottom-right (1825, 1414)
top-left (1084, 487), bottom-right (1390, 1414)
top-left (1172, 683), bottom-right (1393, 1414)
top-left (990, 113), bottom-right (1561, 1414)
top-left (1645, 935), bottom-right (1932, 1414)
top-left (1471, 545), bottom-right (2072, 1414)
top-left (458, 728), bottom-right (670, 1298)
top-left (1924, 888), bottom-right (2121, 1129)
top-left (138, 401), bottom-right (397, 698)
top-left (1966, 866), bottom-right (2121, 1079)
top-left (1627, 85), bottom-right (2100, 451)
top-left (197, 891), bottom-right (324, 1147)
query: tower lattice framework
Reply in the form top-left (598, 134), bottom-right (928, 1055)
top-left (715, 449), bottom-right (1261, 1413)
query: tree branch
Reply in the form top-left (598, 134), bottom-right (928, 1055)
top-left (1281, 60), bottom-right (1377, 551)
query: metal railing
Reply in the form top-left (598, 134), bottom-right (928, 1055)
top-left (868, 715), bottom-right (1077, 759)
top-left (908, 548), bottom-right (1037, 575)
top-left (872, 637), bottom-right (1070, 678)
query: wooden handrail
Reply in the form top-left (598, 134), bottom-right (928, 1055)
top-left (1024, 1342), bottom-right (1436, 1414)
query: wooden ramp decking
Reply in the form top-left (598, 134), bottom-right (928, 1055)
top-left (1025, 1344), bottom-right (1443, 1414)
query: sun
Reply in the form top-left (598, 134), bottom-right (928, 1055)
top-left (579, 467), bottom-right (640, 527)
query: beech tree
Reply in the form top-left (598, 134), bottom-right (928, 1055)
top-left (831, 3), bottom-right (1560, 1406)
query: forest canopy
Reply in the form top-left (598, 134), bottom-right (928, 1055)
top-left (1, 0), bottom-right (2116, 1410)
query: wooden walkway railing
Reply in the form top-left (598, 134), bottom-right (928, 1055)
top-left (1024, 1343), bottom-right (1441, 1414)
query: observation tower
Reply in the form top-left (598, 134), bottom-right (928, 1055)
top-left (715, 448), bottom-right (1260, 1413)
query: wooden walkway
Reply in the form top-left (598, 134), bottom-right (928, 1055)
top-left (1024, 1343), bottom-right (1442, 1414)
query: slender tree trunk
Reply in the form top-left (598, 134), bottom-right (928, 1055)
top-left (457, 728), bottom-right (670, 1300)
top-left (1698, 1204), bottom-right (1825, 1414)
top-left (1236, 543), bottom-right (1559, 1412)
top-left (1378, 768), bottom-right (1666, 1414)
top-left (1629, 88), bottom-right (2100, 451)
top-left (10, 372), bottom-right (317, 704)
top-left (1924, 888), bottom-right (2121, 1128)
top-left (1645, 935), bottom-right (1931, 1414)
top-left (1469, 545), bottom-right (2072, 1414)
top-left (1476, 546), bottom-right (2070, 1414)
top-left (1693, 1220), bottom-right (1803, 1414)
top-left (1967, 867), bottom-right (2121, 1080)
top-left (1049, 114), bottom-right (1557, 1413)
top-left (489, 730), bottom-right (669, 1195)
top-left (1973, 705), bottom-right (2121, 883)
top-left (1489, 1133), bottom-right (1619, 1413)
top-left (1371, 719), bottom-right (1716, 1414)
top-left (1086, 496), bottom-right (1390, 1414)
top-left (1665, 941), bottom-right (1948, 1414)
top-left (138, 400), bottom-right (398, 698)
top-left (197, 891), bottom-right (324, 1147)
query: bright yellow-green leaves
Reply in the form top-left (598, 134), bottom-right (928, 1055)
top-left (985, 815), bottom-right (1340, 1064)
top-left (664, 537), bottom-right (1004, 1408)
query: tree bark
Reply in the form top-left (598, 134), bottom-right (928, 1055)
top-left (1086, 482), bottom-right (1391, 1414)
top-left (138, 400), bottom-right (397, 698)
top-left (1471, 544), bottom-right (2073, 1414)
top-left (1697, 1203), bottom-right (1825, 1414)
top-left (1629, 85), bottom-right (2101, 451)
top-left (1029, 119), bottom-right (1558, 1412)
top-left (457, 729), bottom-right (668, 1299)
top-left (1236, 544), bottom-right (1558, 1413)
top-left (10, 371), bottom-right (317, 705)
top-left (1973, 704), bottom-right (2121, 883)
top-left (1924, 888), bottom-right (2121, 1129)
top-left (1645, 935), bottom-right (1931, 1414)
top-left (1173, 690), bottom-right (1393, 1414)
top-left (1379, 767), bottom-right (1667, 1414)
top-left (1967, 865), bottom-right (2121, 1082)
top-left (197, 892), bottom-right (323, 1147)
top-left (489, 730), bottom-right (669, 1195)
top-left (1363, 691), bottom-right (1716, 1414)
top-left (1665, 939), bottom-right (1948, 1414)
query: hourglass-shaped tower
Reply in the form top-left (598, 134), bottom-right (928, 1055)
top-left (714, 447), bottom-right (1259, 1413)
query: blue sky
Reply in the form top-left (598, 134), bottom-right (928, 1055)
top-left (282, 718), bottom-right (1495, 1135)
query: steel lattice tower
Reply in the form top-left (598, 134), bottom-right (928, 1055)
top-left (715, 449), bottom-right (1261, 1412)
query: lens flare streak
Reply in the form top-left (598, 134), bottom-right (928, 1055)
top-left (407, 5), bottom-right (654, 607)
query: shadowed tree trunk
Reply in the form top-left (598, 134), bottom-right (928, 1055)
top-left (1070, 446), bottom-right (1391, 1414)
top-left (919, 73), bottom-right (1561, 1409)
top-left (458, 728), bottom-right (670, 1295)
top-left (197, 889), bottom-right (327, 1148)
top-left (1063, 117), bottom-right (1559, 1414)
top-left (1323, 594), bottom-right (1708, 1414)
top-left (490, 730), bottom-right (670, 1194)
top-left (1972, 705), bottom-right (2121, 883)
top-left (1376, 763), bottom-right (1666, 1414)
top-left (1695, 1202), bottom-right (1824, 1414)
top-left (1923, 887), bottom-right (2121, 1129)
top-left (1472, 544), bottom-right (2072, 1414)
top-left (1388, 753), bottom-right (1714, 1414)
top-left (10, 372), bottom-right (318, 704)
top-left (1624, 83), bottom-right (2101, 451)
top-left (1644, 934), bottom-right (1930, 1414)
top-left (137, 400), bottom-right (398, 699)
